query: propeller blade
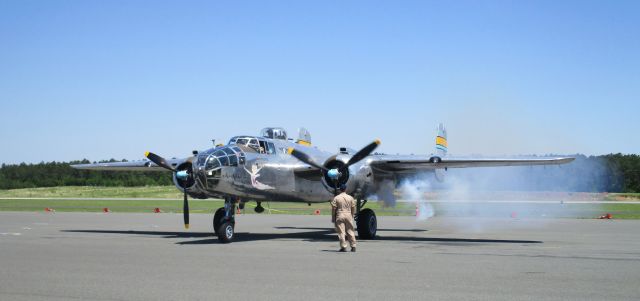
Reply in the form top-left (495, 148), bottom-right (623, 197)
top-left (345, 139), bottom-right (381, 167)
top-left (183, 190), bottom-right (189, 229)
top-left (145, 152), bottom-right (175, 171)
top-left (287, 148), bottom-right (327, 171)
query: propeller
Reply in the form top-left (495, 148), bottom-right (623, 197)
top-left (287, 148), bottom-right (327, 171)
top-left (287, 139), bottom-right (381, 194)
top-left (344, 140), bottom-right (381, 170)
top-left (145, 151), bottom-right (190, 229)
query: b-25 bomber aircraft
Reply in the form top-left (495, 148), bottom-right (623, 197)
top-left (73, 125), bottom-right (574, 243)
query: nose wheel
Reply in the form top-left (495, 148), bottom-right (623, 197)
top-left (214, 198), bottom-right (236, 243)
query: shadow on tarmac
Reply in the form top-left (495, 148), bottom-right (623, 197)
top-left (62, 229), bottom-right (542, 245)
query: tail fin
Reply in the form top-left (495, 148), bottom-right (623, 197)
top-left (296, 127), bottom-right (311, 146)
top-left (435, 123), bottom-right (447, 156)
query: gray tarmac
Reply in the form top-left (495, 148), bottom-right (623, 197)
top-left (1, 212), bottom-right (639, 301)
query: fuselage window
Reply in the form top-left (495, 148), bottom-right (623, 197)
top-left (267, 142), bottom-right (276, 154)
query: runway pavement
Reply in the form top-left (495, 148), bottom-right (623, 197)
top-left (1, 212), bottom-right (639, 301)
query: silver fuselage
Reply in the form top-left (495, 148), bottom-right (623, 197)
top-left (190, 137), bottom-right (377, 203)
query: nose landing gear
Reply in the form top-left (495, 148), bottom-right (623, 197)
top-left (213, 197), bottom-right (236, 243)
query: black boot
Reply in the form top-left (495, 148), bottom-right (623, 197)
top-left (339, 247), bottom-right (347, 252)
top-left (351, 247), bottom-right (356, 252)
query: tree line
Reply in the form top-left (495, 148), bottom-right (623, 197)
top-left (0, 154), bottom-right (638, 192)
top-left (0, 159), bottom-right (172, 189)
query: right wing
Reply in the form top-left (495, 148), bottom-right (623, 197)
top-left (71, 158), bottom-right (188, 172)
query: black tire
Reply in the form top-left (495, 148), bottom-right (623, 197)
top-left (357, 208), bottom-right (377, 239)
top-left (217, 222), bottom-right (234, 243)
top-left (213, 208), bottom-right (225, 232)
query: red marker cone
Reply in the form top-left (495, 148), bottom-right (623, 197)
top-left (45, 207), bottom-right (54, 212)
top-left (153, 208), bottom-right (161, 213)
top-left (103, 208), bottom-right (110, 213)
top-left (314, 209), bottom-right (321, 215)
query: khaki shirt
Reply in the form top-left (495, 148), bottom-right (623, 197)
top-left (331, 192), bottom-right (356, 216)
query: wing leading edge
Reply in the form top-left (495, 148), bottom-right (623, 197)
top-left (71, 158), bottom-right (187, 172)
top-left (368, 156), bottom-right (575, 173)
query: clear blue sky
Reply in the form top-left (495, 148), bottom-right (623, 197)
top-left (1, 1), bottom-right (638, 164)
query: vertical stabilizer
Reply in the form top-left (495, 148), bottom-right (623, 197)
top-left (296, 128), bottom-right (311, 146)
top-left (435, 123), bottom-right (447, 156)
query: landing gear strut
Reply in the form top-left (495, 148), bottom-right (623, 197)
top-left (355, 199), bottom-right (377, 239)
top-left (214, 197), bottom-right (236, 243)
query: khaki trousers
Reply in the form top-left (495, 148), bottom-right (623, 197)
top-left (335, 214), bottom-right (357, 249)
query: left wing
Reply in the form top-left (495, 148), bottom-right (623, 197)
top-left (368, 155), bottom-right (574, 174)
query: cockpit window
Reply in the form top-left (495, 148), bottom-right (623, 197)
top-left (267, 142), bottom-right (276, 154)
top-left (260, 127), bottom-right (288, 140)
top-left (228, 155), bottom-right (238, 166)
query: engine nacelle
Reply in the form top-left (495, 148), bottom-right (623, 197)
top-left (321, 156), bottom-right (350, 189)
top-left (172, 162), bottom-right (208, 199)
top-left (430, 156), bottom-right (446, 182)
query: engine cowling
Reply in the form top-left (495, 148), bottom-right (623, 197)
top-left (172, 162), bottom-right (208, 199)
top-left (321, 156), bottom-right (350, 190)
top-left (430, 156), bottom-right (446, 182)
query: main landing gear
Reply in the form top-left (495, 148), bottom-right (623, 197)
top-left (355, 199), bottom-right (377, 239)
top-left (213, 197), bottom-right (236, 243)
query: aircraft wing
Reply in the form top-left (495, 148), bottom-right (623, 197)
top-left (368, 155), bottom-right (575, 174)
top-left (71, 158), bottom-right (188, 172)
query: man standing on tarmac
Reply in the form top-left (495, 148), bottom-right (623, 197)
top-left (331, 184), bottom-right (357, 252)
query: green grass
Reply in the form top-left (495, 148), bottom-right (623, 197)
top-left (605, 193), bottom-right (640, 202)
top-left (600, 203), bottom-right (640, 219)
top-left (1, 186), bottom-right (640, 218)
top-left (0, 186), bottom-right (181, 199)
